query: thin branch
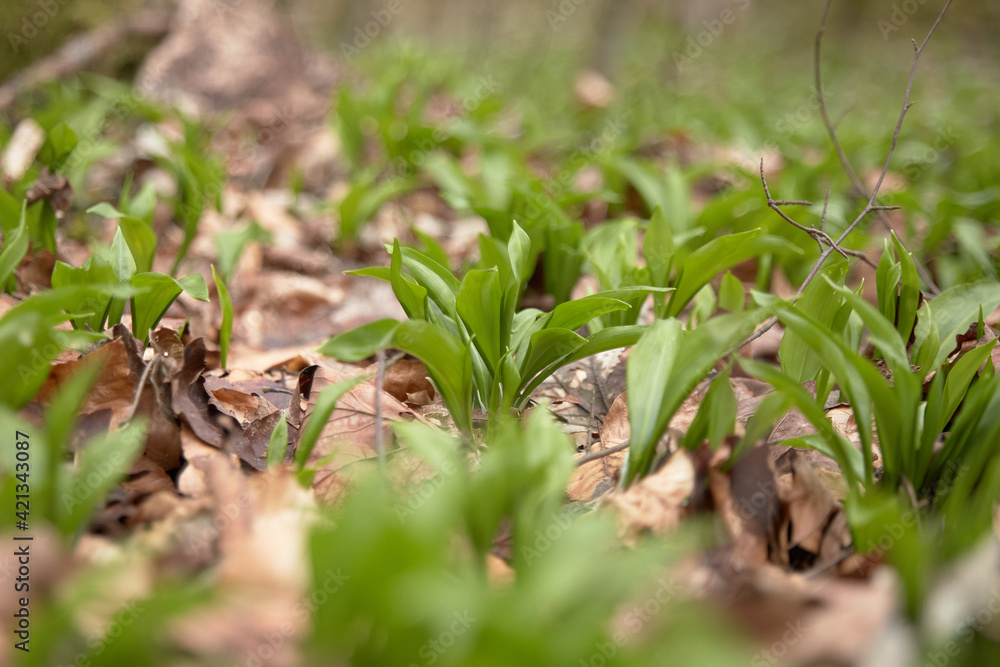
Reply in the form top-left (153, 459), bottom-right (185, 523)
top-left (576, 440), bottom-right (630, 467)
top-left (761, 161), bottom-right (876, 267)
top-left (375, 349), bottom-right (386, 468)
top-left (742, 0), bottom-right (954, 351)
top-left (815, 0), bottom-right (949, 294)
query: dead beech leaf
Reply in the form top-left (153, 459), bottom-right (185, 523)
top-left (367, 358), bottom-right (435, 404)
top-left (171, 337), bottom-right (236, 449)
top-left (613, 449), bottom-right (695, 545)
top-left (294, 366), bottom-right (419, 500)
top-left (533, 349), bottom-right (628, 450)
top-left (39, 326), bottom-right (182, 471)
top-left (567, 391), bottom-right (629, 501)
top-left (710, 444), bottom-right (779, 571)
top-left (783, 451), bottom-right (837, 556)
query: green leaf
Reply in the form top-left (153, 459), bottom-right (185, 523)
top-left (266, 413), bottom-right (289, 469)
top-left (457, 269), bottom-right (504, 370)
top-left (39, 122), bottom-right (77, 169)
top-left (117, 217), bottom-right (157, 274)
top-left (941, 339), bottom-right (997, 431)
top-left (211, 266), bottom-right (233, 369)
top-left (295, 376), bottom-right (367, 470)
top-left (643, 206), bottom-right (674, 289)
top-left (718, 271), bottom-right (744, 313)
top-left (507, 220), bottom-right (534, 285)
top-left (667, 229), bottom-right (800, 318)
top-left (913, 280), bottom-right (1000, 373)
top-left (130, 273), bottom-right (183, 342)
top-left (827, 277), bottom-right (911, 373)
top-left (50, 258), bottom-right (115, 331)
top-left (398, 246), bottom-right (460, 320)
top-left (0, 201), bottom-right (29, 293)
top-left (681, 364), bottom-right (735, 450)
top-left (345, 266), bottom-right (391, 282)
top-left (626, 310), bottom-right (769, 483)
top-left (214, 221), bottom-right (272, 282)
top-left (547, 296), bottom-right (630, 331)
top-left (318, 319), bottom-right (400, 362)
top-left (106, 228), bottom-right (137, 326)
top-left (392, 320), bottom-right (473, 436)
top-left (411, 228), bottom-right (452, 272)
top-left (58, 420), bottom-right (146, 537)
top-left (178, 273), bottom-right (209, 301)
top-left (519, 327), bottom-right (586, 386)
top-left (891, 232), bottom-right (920, 342)
top-left (627, 319), bottom-right (683, 481)
top-left (87, 202), bottom-right (128, 219)
top-left (779, 260), bottom-right (849, 382)
top-left (875, 239), bottom-right (901, 326)
top-left (740, 359), bottom-right (864, 487)
top-left (390, 239), bottom-right (427, 320)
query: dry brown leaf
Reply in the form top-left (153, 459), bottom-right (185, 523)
top-left (367, 358), bottom-right (435, 404)
top-left (292, 366), bottom-right (420, 501)
top-left (567, 391), bottom-right (629, 501)
top-left (783, 450), bottom-right (837, 555)
top-left (710, 444), bottom-right (779, 571)
top-left (613, 449), bottom-right (695, 545)
top-left (39, 326), bottom-right (182, 471)
top-left (533, 349), bottom-right (628, 451)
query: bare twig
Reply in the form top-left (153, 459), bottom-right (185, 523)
top-left (374, 349), bottom-right (386, 467)
top-left (576, 440), bottom-right (630, 467)
top-left (761, 162), bottom-right (876, 267)
top-left (740, 0), bottom-right (953, 350)
top-left (125, 354), bottom-right (156, 424)
top-left (814, 0), bottom-right (947, 294)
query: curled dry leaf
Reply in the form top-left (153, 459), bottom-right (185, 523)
top-left (613, 448), bottom-right (696, 546)
top-left (367, 358), bottom-right (435, 404)
top-left (779, 450), bottom-right (843, 565)
top-left (709, 444), bottom-right (779, 571)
